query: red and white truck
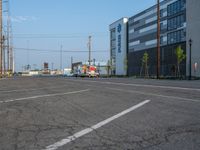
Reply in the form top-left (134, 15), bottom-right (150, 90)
top-left (76, 65), bottom-right (99, 77)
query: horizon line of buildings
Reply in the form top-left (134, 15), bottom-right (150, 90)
top-left (110, 0), bottom-right (200, 78)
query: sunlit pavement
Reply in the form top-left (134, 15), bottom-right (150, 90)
top-left (0, 77), bottom-right (200, 150)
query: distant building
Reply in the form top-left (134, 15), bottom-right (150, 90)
top-left (96, 62), bottom-right (107, 75)
top-left (63, 68), bottom-right (72, 76)
top-left (44, 62), bottom-right (49, 71)
top-left (72, 62), bottom-right (82, 73)
top-left (110, 18), bottom-right (128, 76)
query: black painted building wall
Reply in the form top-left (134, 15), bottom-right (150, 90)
top-left (128, 42), bottom-right (186, 77)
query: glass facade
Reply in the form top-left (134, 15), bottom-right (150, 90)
top-left (167, 0), bottom-right (186, 16)
top-left (110, 29), bottom-right (116, 74)
top-left (167, 29), bottom-right (186, 44)
top-left (168, 14), bottom-right (185, 30)
top-left (167, 0), bottom-right (186, 45)
top-left (127, 0), bottom-right (187, 76)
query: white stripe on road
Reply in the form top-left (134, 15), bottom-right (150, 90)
top-left (44, 100), bottom-right (150, 150)
top-left (67, 79), bottom-right (200, 92)
top-left (0, 86), bottom-right (67, 93)
top-left (0, 78), bottom-right (6, 80)
top-left (0, 89), bottom-right (90, 103)
top-left (107, 87), bottom-right (200, 103)
top-left (0, 87), bottom-right (51, 93)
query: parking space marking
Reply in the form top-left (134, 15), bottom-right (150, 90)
top-left (107, 87), bottom-right (200, 103)
top-left (44, 100), bottom-right (150, 150)
top-left (0, 89), bottom-right (90, 103)
top-left (0, 81), bottom-right (82, 93)
top-left (0, 86), bottom-right (68, 93)
top-left (67, 79), bottom-right (200, 92)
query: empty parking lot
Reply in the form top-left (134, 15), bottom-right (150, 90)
top-left (0, 77), bottom-right (200, 150)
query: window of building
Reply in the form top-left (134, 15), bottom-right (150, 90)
top-left (160, 36), bottom-right (164, 45)
top-left (111, 29), bottom-right (116, 40)
top-left (160, 9), bottom-right (164, 18)
top-left (167, 0), bottom-right (186, 16)
top-left (167, 29), bottom-right (185, 44)
top-left (160, 22), bottom-right (164, 31)
top-left (167, 14), bottom-right (185, 31)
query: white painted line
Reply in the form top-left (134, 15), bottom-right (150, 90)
top-left (0, 86), bottom-right (67, 93)
top-left (0, 89), bottom-right (90, 103)
top-left (67, 79), bottom-right (200, 92)
top-left (0, 81), bottom-right (79, 93)
top-left (44, 100), bottom-right (150, 150)
top-left (0, 87), bottom-right (50, 93)
top-left (107, 87), bottom-right (200, 103)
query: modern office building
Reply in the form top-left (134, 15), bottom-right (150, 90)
top-left (110, 18), bottom-right (128, 76)
top-left (128, 0), bottom-right (187, 77)
top-left (110, 0), bottom-right (200, 78)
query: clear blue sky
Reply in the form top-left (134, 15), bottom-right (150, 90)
top-left (11, 0), bottom-right (157, 71)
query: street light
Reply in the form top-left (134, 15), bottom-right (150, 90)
top-left (189, 38), bottom-right (192, 80)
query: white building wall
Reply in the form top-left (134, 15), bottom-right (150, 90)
top-left (110, 18), bottom-right (128, 76)
top-left (186, 0), bottom-right (200, 77)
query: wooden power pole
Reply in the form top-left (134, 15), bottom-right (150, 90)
top-left (157, 0), bottom-right (160, 79)
top-left (0, 0), bottom-right (2, 77)
top-left (60, 45), bottom-right (63, 71)
top-left (88, 36), bottom-right (92, 66)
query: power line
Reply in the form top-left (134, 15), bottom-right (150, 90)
top-left (13, 47), bottom-right (108, 53)
top-left (13, 32), bottom-right (108, 35)
top-left (12, 35), bottom-right (108, 39)
top-left (11, 33), bottom-right (109, 39)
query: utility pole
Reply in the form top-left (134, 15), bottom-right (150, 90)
top-left (9, 27), bottom-right (14, 73)
top-left (157, 0), bottom-right (160, 79)
top-left (88, 36), bottom-right (92, 66)
top-left (60, 45), bottom-right (63, 71)
top-left (27, 40), bottom-right (30, 70)
top-left (71, 56), bottom-right (73, 70)
top-left (5, 0), bottom-right (10, 72)
top-left (51, 62), bottom-right (54, 71)
top-left (7, 0), bottom-right (14, 73)
top-left (2, 35), bottom-right (6, 75)
top-left (0, 0), bottom-right (2, 77)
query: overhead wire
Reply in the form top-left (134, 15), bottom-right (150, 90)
top-left (13, 47), bottom-right (108, 53)
top-left (12, 33), bottom-right (109, 39)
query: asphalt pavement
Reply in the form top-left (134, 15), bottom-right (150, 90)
top-left (0, 77), bottom-right (200, 150)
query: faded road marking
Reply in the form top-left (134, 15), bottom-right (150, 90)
top-left (108, 87), bottom-right (200, 103)
top-left (44, 100), bottom-right (150, 150)
top-left (0, 86), bottom-right (66, 93)
top-left (0, 89), bottom-right (90, 103)
top-left (67, 79), bottom-right (200, 92)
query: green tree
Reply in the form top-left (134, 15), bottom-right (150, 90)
top-left (140, 52), bottom-right (149, 78)
top-left (175, 45), bottom-right (186, 78)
